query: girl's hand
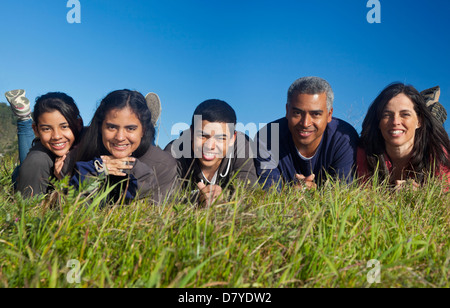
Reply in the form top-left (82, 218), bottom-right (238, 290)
top-left (101, 156), bottom-right (136, 177)
top-left (54, 155), bottom-right (67, 180)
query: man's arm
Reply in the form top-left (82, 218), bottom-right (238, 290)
top-left (330, 130), bottom-right (359, 183)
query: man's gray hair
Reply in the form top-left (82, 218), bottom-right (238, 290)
top-left (287, 77), bottom-right (334, 111)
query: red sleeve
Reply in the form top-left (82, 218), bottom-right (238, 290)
top-left (356, 147), bottom-right (371, 183)
top-left (437, 147), bottom-right (450, 191)
top-left (437, 164), bottom-right (450, 192)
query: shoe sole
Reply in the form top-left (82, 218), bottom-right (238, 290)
top-left (4, 89), bottom-right (31, 117)
top-left (145, 92), bottom-right (162, 126)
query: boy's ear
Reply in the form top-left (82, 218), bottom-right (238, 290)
top-left (32, 123), bottom-right (39, 138)
top-left (229, 131), bottom-right (237, 146)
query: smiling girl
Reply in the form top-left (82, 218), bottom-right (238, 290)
top-left (71, 90), bottom-right (177, 204)
top-left (11, 92), bottom-right (83, 198)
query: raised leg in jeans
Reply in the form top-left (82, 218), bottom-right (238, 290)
top-left (11, 120), bottom-right (34, 187)
top-left (5, 90), bottom-right (34, 186)
top-left (17, 119), bottom-right (35, 164)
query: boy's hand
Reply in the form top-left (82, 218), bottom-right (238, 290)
top-left (197, 182), bottom-right (223, 207)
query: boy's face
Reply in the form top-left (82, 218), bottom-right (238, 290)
top-left (192, 120), bottom-right (236, 170)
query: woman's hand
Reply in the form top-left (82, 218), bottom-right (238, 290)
top-left (394, 180), bottom-right (420, 192)
top-left (54, 155), bottom-right (67, 180)
top-left (101, 156), bottom-right (136, 176)
top-left (197, 182), bottom-right (223, 207)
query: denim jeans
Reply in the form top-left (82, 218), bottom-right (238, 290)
top-left (12, 119), bottom-right (35, 188)
top-left (17, 119), bottom-right (35, 164)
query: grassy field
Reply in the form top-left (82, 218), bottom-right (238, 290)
top-left (0, 156), bottom-right (449, 288)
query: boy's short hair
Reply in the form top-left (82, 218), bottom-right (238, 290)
top-left (191, 99), bottom-right (237, 133)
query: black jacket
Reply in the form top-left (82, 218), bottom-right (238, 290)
top-left (164, 130), bottom-right (258, 201)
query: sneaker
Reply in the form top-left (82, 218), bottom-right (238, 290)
top-left (421, 86), bottom-right (447, 125)
top-left (145, 92), bottom-right (162, 126)
top-left (5, 89), bottom-right (32, 120)
top-left (421, 86), bottom-right (440, 107)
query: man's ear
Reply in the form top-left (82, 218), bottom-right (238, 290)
top-left (327, 108), bottom-right (334, 123)
top-left (286, 103), bottom-right (289, 117)
top-left (32, 123), bottom-right (39, 138)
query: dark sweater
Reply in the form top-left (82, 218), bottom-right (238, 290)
top-left (164, 131), bottom-right (258, 199)
top-left (15, 142), bottom-right (76, 199)
top-left (255, 117), bottom-right (359, 191)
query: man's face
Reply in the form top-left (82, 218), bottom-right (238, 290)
top-left (286, 93), bottom-right (333, 157)
top-left (192, 120), bottom-right (236, 170)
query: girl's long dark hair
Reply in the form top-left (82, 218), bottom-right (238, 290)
top-left (77, 90), bottom-right (154, 162)
top-left (33, 92), bottom-right (83, 146)
top-left (360, 83), bottom-right (450, 183)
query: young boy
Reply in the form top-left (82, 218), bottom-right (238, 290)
top-left (165, 99), bottom-right (257, 206)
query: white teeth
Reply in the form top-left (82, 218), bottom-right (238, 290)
top-left (52, 143), bottom-right (66, 147)
top-left (390, 130), bottom-right (404, 135)
top-left (203, 153), bottom-right (218, 159)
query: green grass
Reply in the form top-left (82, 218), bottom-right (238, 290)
top-left (0, 156), bottom-right (449, 288)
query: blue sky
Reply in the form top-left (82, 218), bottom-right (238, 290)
top-left (1, 0), bottom-right (449, 148)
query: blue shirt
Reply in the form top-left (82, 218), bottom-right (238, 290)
top-left (255, 117), bottom-right (359, 190)
top-left (70, 158), bottom-right (139, 201)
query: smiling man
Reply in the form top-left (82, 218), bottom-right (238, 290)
top-left (165, 99), bottom-right (257, 206)
top-left (255, 77), bottom-right (359, 191)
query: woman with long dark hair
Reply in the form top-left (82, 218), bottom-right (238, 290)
top-left (358, 83), bottom-right (450, 188)
top-left (71, 89), bottom-right (177, 204)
